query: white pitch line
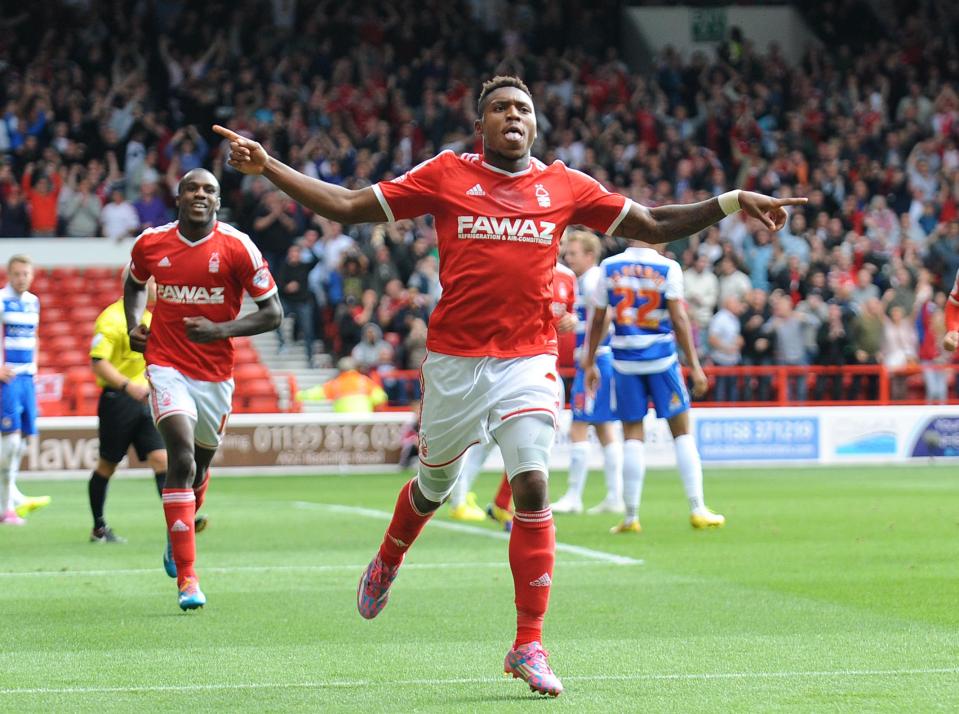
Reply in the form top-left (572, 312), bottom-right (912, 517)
top-left (0, 560), bottom-right (623, 579)
top-left (293, 501), bottom-right (643, 566)
top-left (2, 667), bottom-right (957, 696)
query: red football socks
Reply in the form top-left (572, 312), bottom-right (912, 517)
top-left (494, 473), bottom-right (513, 512)
top-left (378, 479), bottom-right (433, 567)
top-left (194, 470), bottom-right (209, 513)
top-left (510, 507), bottom-right (555, 647)
top-left (162, 489), bottom-right (197, 586)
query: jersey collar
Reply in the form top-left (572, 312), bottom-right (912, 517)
top-left (479, 159), bottom-right (534, 178)
top-left (176, 221), bottom-right (217, 247)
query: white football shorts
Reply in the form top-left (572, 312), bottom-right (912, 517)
top-left (146, 364), bottom-right (234, 448)
top-left (417, 351), bottom-right (561, 471)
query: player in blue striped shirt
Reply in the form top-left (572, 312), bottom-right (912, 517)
top-left (0, 255), bottom-right (50, 525)
top-left (551, 231), bottom-right (623, 515)
top-left (582, 242), bottom-right (724, 532)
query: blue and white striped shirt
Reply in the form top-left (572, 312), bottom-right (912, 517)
top-left (590, 247), bottom-right (683, 375)
top-left (0, 284), bottom-right (39, 375)
top-left (574, 265), bottom-right (612, 361)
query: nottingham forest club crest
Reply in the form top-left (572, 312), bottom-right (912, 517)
top-left (208, 252), bottom-right (220, 273)
top-left (535, 183), bottom-right (551, 208)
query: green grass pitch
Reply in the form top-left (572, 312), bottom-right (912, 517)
top-left (1, 465), bottom-right (957, 712)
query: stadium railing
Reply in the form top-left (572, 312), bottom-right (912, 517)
top-left (373, 364), bottom-right (959, 409)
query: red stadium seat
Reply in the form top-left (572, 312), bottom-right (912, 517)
top-left (234, 346), bottom-right (259, 365)
top-left (234, 363), bottom-right (271, 381)
top-left (39, 401), bottom-right (72, 417)
top-left (73, 382), bottom-right (99, 415)
top-left (242, 396), bottom-right (280, 413)
top-left (70, 306), bottom-right (101, 324)
top-left (83, 266), bottom-right (118, 281)
top-left (50, 267), bottom-right (80, 281)
top-left (50, 350), bottom-right (88, 369)
top-left (40, 319), bottom-right (72, 336)
top-left (236, 378), bottom-right (276, 398)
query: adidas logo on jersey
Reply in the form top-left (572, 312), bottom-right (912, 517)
top-left (171, 519), bottom-right (190, 532)
top-left (158, 256), bottom-right (171, 267)
top-left (529, 572), bottom-right (552, 587)
top-left (466, 183), bottom-right (486, 196)
top-left (457, 216), bottom-right (555, 245)
top-left (157, 284), bottom-right (226, 304)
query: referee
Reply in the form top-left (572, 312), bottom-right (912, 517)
top-left (87, 274), bottom-right (169, 543)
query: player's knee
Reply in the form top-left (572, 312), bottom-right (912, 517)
top-left (95, 458), bottom-right (118, 477)
top-left (494, 414), bottom-right (554, 481)
top-left (415, 460), bottom-right (463, 505)
top-left (511, 470), bottom-right (549, 511)
top-left (166, 448), bottom-right (196, 485)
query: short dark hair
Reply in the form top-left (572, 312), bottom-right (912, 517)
top-left (477, 76), bottom-right (532, 114)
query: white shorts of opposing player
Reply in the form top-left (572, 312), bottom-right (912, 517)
top-left (416, 352), bottom-right (561, 503)
top-left (146, 364), bottom-right (234, 448)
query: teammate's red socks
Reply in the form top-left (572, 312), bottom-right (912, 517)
top-left (378, 479), bottom-right (433, 567)
top-left (510, 507), bottom-right (555, 647)
top-left (162, 489), bottom-right (197, 586)
top-left (494, 473), bottom-right (513, 512)
top-left (194, 471), bottom-right (209, 513)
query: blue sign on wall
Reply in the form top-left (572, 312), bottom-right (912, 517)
top-left (696, 417), bottom-right (819, 461)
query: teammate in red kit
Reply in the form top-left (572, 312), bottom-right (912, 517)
top-left (124, 168), bottom-right (282, 611)
top-left (214, 76), bottom-right (803, 696)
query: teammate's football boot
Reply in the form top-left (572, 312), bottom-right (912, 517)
top-left (486, 503), bottom-right (513, 532)
top-left (163, 539), bottom-right (177, 578)
top-left (587, 496), bottom-right (624, 515)
top-left (0, 509), bottom-right (26, 525)
top-left (690, 508), bottom-right (726, 529)
top-left (177, 577), bottom-right (206, 610)
top-left (449, 492), bottom-right (486, 522)
top-left (357, 553), bottom-right (401, 619)
top-left (195, 514), bottom-right (209, 533)
top-left (504, 641), bottom-right (564, 697)
top-left (550, 493), bottom-right (583, 514)
top-left (15, 495), bottom-right (51, 518)
top-left (90, 525), bottom-right (127, 543)
top-left (609, 519), bottom-right (642, 534)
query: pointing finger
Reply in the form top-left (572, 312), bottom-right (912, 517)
top-left (213, 124), bottom-right (241, 141)
top-left (775, 197), bottom-right (808, 206)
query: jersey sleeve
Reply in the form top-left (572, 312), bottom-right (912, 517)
top-left (129, 235), bottom-right (151, 283)
top-left (89, 310), bottom-right (119, 361)
top-left (589, 264), bottom-right (610, 309)
top-left (233, 236), bottom-right (278, 301)
top-left (372, 151), bottom-right (452, 222)
top-left (566, 167), bottom-right (631, 234)
top-left (665, 261), bottom-right (684, 301)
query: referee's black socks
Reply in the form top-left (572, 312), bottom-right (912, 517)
top-left (88, 471), bottom-right (110, 530)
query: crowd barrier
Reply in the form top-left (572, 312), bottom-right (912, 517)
top-left (377, 363), bottom-right (959, 408)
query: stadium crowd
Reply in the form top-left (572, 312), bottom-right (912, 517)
top-left (2, 0), bottom-right (959, 401)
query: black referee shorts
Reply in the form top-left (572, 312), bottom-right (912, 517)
top-left (97, 388), bottom-right (165, 464)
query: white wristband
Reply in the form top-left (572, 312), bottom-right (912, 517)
top-left (718, 190), bottom-right (742, 216)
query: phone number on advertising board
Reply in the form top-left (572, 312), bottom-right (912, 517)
top-left (698, 419), bottom-right (816, 444)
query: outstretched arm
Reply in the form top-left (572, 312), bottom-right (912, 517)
top-left (614, 190), bottom-right (807, 244)
top-left (213, 125), bottom-right (387, 224)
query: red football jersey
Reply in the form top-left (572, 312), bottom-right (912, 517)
top-left (129, 221), bottom-right (277, 381)
top-left (374, 151), bottom-right (629, 358)
top-left (553, 262), bottom-right (577, 368)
